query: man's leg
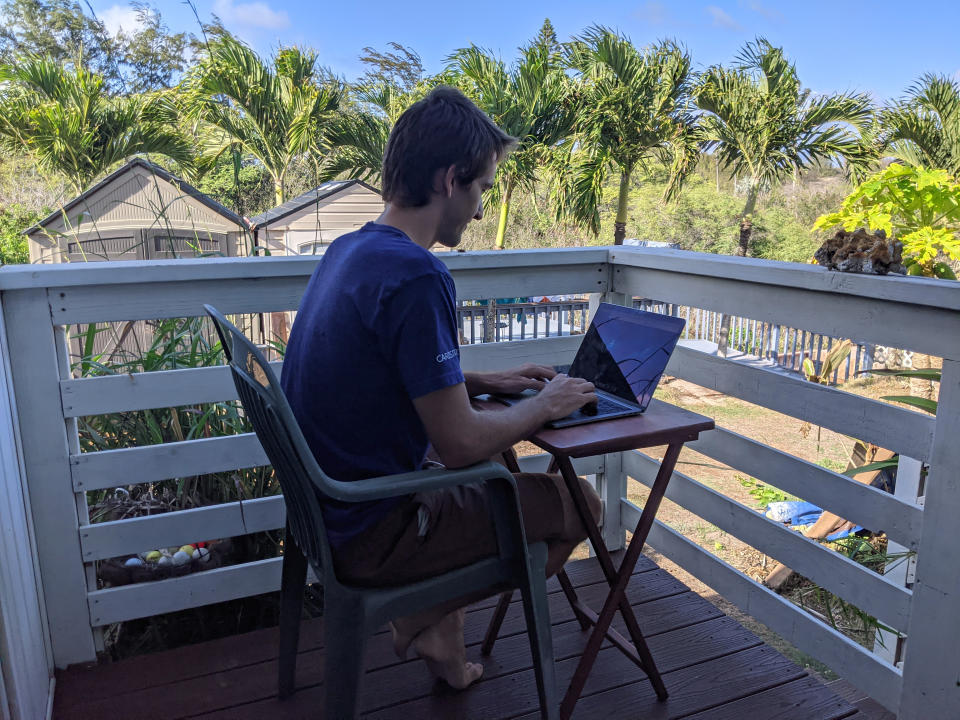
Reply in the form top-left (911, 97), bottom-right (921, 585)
top-left (336, 473), bottom-right (601, 688)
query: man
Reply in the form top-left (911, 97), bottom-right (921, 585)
top-left (282, 86), bottom-right (601, 689)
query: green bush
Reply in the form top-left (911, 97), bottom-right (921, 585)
top-left (0, 204), bottom-right (42, 264)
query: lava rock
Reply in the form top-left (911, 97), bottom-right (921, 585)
top-left (814, 228), bottom-right (905, 275)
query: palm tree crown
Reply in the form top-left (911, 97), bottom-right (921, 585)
top-left (557, 27), bottom-right (697, 243)
top-left (694, 38), bottom-right (873, 255)
top-left (0, 56), bottom-right (193, 194)
top-left (881, 73), bottom-right (960, 177)
top-left (448, 25), bottom-right (573, 249)
top-left (186, 37), bottom-right (343, 205)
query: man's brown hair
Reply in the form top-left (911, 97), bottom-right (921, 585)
top-left (381, 86), bottom-right (517, 207)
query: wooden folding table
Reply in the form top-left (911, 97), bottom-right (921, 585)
top-left (483, 399), bottom-right (714, 719)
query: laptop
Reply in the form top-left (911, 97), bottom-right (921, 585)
top-left (493, 303), bottom-right (685, 428)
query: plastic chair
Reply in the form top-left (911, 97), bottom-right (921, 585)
top-left (204, 305), bottom-right (558, 720)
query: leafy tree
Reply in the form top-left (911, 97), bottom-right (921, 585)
top-left (0, 203), bottom-right (39, 264)
top-left (114, 2), bottom-right (190, 93)
top-left (186, 37), bottom-right (344, 205)
top-left (694, 38), bottom-right (873, 256)
top-left (193, 153), bottom-right (273, 217)
top-left (814, 164), bottom-right (960, 278)
top-left (0, 56), bottom-right (194, 193)
top-left (357, 42), bottom-right (423, 93)
top-left (881, 73), bottom-right (960, 177)
top-left (557, 27), bottom-right (697, 244)
top-left (0, 0), bottom-right (117, 82)
top-left (448, 22), bottom-right (574, 249)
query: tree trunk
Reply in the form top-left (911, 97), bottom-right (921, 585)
top-left (483, 299), bottom-right (498, 343)
top-left (494, 181), bottom-right (514, 250)
top-left (274, 177), bottom-right (284, 207)
top-left (717, 314), bottom-right (731, 357)
top-left (737, 184), bottom-right (759, 257)
top-left (613, 168), bottom-right (632, 245)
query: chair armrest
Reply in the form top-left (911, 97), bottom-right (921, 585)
top-left (319, 461), bottom-right (517, 503)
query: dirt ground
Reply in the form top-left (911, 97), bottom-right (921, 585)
top-left (517, 370), bottom-right (932, 681)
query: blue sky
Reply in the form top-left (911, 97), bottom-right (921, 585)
top-left (92, 0), bottom-right (960, 103)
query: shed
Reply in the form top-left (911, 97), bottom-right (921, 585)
top-left (25, 158), bottom-right (251, 264)
top-left (249, 180), bottom-right (383, 255)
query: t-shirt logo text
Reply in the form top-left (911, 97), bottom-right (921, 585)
top-left (436, 348), bottom-right (459, 363)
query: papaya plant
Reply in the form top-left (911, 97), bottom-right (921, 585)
top-left (814, 164), bottom-right (960, 278)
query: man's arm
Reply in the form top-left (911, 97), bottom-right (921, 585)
top-left (463, 363), bottom-right (557, 397)
top-left (413, 375), bottom-right (596, 468)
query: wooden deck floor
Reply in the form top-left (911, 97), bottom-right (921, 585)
top-left (54, 554), bottom-right (889, 719)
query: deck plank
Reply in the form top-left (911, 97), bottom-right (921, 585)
top-left (55, 568), bottom-right (684, 720)
top-left (682, 675), bottom-right (858, 720)
top-left (51, 554), bottom-right (865, 720)
top-left (54, 551), bottom-right (656, 703)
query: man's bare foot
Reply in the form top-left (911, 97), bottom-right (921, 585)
top-left (390, 622), bottom-right (416, 660)
top-left (411, 609), bottom-right (484, 689)
top-left (421, 658), bottom-right (484, 689)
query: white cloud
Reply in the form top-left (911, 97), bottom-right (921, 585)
top-left (99, 5), bottom-right (143, 37)
top-left (636, 1), bottom-right (669, 24)
top-left (213, 0), bottom-right (290, 30)
top-left (706, 5), bottom-right (743, 31)
top-left (743, 0), bottom-right (783, 21)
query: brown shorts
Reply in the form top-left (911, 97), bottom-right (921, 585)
top-left (333, 473), bottom-right (595, 587)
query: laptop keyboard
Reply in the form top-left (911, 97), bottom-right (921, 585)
top-left (592, 395), bottom-right (630, 414)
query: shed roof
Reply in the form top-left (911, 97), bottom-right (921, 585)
top-left (24, 158), bottom-right (248, 235)
top-left (249, 179), bottom-right (381, 229)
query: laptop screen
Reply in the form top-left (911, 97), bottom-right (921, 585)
top-left (569, 303), bottom-right (685, 410)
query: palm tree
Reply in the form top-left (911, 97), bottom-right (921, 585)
top-left (0, 56), bottom-right (193, 194)
top-left (186, 37), bottom-right (343, 205)
top-left (322, 81), bottom-right (424, 184)
top-left (694, 38), bottom-right (873, 257)
top-left (881, 73), bottom-right (960, 177)
top-left (557, 27), bottom-right (698, 245)
top-left (448, 22), bottom-right (574, 249)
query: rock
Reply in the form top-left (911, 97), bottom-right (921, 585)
top-left (814, 228), bottom-right (905, 275)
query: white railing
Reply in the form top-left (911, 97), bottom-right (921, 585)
top-left (1, 246), bottom-right (958, 719)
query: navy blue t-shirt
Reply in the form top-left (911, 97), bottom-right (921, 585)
top-left (281, 222), bottom-right (465, 547)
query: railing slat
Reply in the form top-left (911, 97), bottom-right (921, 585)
top-left (667, 345), bottom-right (935, 461)
top-left (80, 496), bottom-right (283, 561)
top-left (61, 362), bottom-right (278, 418)
top-left (70, 434), bottom-right (268, 491)
top-left (78, 452), bottom-right (603, 561)
top-left (624, 450), bottom-right (912, 632)
top-left (622, 501), bottom-right (903, 714)
top-left (87, 557), bottom-right (295, 626)
top-left (61, 336), bottom-right (584, 418)
top-left (689, 428), bottom-right (922, 549)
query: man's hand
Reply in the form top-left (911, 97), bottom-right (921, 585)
top-left (536, 374), bottom-right (597, 420)
top-left (464, 363), bottom-right (557, 396)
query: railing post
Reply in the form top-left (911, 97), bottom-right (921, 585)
top-left (2, 288), bottom-right (96, 667)
top-left (899, 358), bottom-right (960, 718)
top-left (874, 455), bottom-right (922, 667)
top-left (597, 452), bottom-right (627, 552)
top-left (589, 288), bottom-right (630, 552)
top-left (0, 296), bottom-right (54, 719)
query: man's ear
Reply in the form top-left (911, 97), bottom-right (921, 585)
top-left (441, 164), bottom-right (457, 198)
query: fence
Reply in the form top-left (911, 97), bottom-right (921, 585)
top-left (635, 299), bottom-right (874, 383)
top-left (457, 300), bottom-right (590, 344)
top-left (2, 246), bottom-right (958, 718)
